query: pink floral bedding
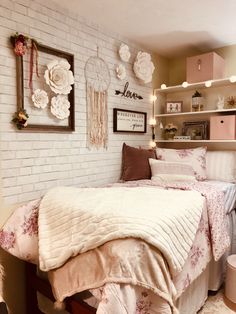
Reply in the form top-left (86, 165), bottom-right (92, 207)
top-left (0, 181), bottom-right (230, 313)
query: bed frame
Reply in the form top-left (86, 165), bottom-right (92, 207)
top-left (25, 262), bottom-right (96, 314)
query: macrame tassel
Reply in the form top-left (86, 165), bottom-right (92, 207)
top-left (87, 83), bottom-right (108, 149)
top-left (54, 300), bottom-right (66, 311)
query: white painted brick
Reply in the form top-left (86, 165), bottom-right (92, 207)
top-left (4, 195), bottom-right (18, 204)
top-left (17, 174), bottom-right (39, 185)
top-left (15, 150), bottom-right (38, 158)
top-left (17, 191), bottom-right (41, 202)
top-left (3, 177), bottom-right (17, 187)
top-left (22, 184), bottom-right (34, 193)
top-left (2, 168), bottom-right (19, 178)
top-left (19, 167), bottom-right (32, 175)
top-left (14, 3), bottom-right (27, 15)
top-left (1, 0), bottom-right (153, 204)
top-left (2, 159), bottom-right (22, 169)
top-left (4, 186), bottom-right (22, 196)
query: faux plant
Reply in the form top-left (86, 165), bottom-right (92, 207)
top-left (12, 109), bottom-right (29, 130)
top-left (226, 96), bottom-right (236, 108)
top-left (164, 123), bottom-right (178, 133)
top-left (192, 90), bottom-right (202, 98)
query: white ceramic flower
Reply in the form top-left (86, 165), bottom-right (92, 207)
top-left (32, 89), bottom-right (49, 109)
top-left (51, 95), bottom-right (70, 120)
top-left (44, 59), bottom-right (74, 95)
top-left (119, 43), bottom-right (131, 62)
top-left (116, 64), bottom-right (126, 80)
top-left (133, 51), bottom-right (155, 84)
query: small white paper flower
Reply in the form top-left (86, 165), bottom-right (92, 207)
top-left (119, 43), bottom-right (131, 62)
top-left (51, 95), bottom-right (70, 120)
top-left (32, 89), bottom-right (49, 109)
top-left (44, 59), bottom-right (74, 95)
top-left (133, 51), bottom-right (155, 84)
top-left (116, 64), bottom-right (126, 80)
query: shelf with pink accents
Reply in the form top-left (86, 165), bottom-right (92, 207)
top-left (155, 77), bottom-right (236, 94)
top-left (155, 108), bottom-right (236, 118)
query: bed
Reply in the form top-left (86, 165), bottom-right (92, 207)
top-left (0, 146), bottom-right (236, 314)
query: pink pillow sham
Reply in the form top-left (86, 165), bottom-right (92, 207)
top-left (0, 199), bottom-right (40, 264)
top-left (156, 147), bottom-right (207, 181)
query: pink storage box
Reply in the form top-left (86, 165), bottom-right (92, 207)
top-left (186, 52), bottom-right (225, 83)
top-left (210, 115), bottom-right (236, 140)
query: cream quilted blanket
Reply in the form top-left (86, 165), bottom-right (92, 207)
top-left (38, 186), bottom-right (205, 275)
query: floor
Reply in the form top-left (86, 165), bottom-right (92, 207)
top-left (199, 289), bottom-right (236, 313)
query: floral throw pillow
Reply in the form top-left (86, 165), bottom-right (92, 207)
top-left (156, 147), bottom-right (207, 181)
top-left (0, 199), bottom-right (40, 264)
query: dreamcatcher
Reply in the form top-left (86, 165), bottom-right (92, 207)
top-left (85, 49), bottom-right (110, 149)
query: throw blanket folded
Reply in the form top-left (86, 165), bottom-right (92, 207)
top-left (49, 238), bottom-right (178, 314)
top-left (38, 186), bottom-right (205, 275)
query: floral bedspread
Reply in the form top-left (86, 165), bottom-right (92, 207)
top-left (0, 181), bottom-right (230, 313)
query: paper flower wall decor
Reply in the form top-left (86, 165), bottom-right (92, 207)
top-left (119, 43), bottom-right (131, 62)
top-left (44, 59), bottom-right (74, 95)
top-left (116, 64), bottom-right (126, 80)
top-left (51, 95), bottom-right (70, 120)
top-left (133, 51), bottom-right (155, 84)
top-left (32, 89), bottom-right (49, 109)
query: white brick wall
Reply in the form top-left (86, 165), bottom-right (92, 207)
top-left (0, 0), bottom-right (154, 204)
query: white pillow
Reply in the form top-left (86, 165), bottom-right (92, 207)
top-left (206, 151), bottom-right (236, 183)
top-left (156, 147), bottom-right (207, 180)
top-left (149, 159), bottom-right (196, 183)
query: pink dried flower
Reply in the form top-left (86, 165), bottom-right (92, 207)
top-left (14, 41), bottom-right (27, 56)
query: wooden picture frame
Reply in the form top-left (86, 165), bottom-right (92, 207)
top-left (182, 120), bottom-right (209, 140)
top-left (113, 108), bottom-right (147, 133)
top-left (165, 101), bottom-right (182, 114)
top-left (16, 43), bottom-right (75, 132)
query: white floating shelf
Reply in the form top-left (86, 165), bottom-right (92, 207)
top-left (156, 139), bottom-right (236, 143)
top-left (155, 108), bottom-right (236, 118)
top-left (155, 77), bottom-right (236, 94)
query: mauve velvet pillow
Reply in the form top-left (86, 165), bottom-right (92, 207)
top-left (121, 143), bottom-right (156, 181)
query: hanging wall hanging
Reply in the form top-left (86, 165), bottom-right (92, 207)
top-left (10, 33), bottom-right (75, 132)
top-left (85, 49), bottom-right (111, 149)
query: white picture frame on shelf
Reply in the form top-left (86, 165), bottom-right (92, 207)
top-left (166, 101), bottom-right (182, 113)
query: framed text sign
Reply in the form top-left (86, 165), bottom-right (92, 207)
top-left (113, 108), bottom-right (147, 133)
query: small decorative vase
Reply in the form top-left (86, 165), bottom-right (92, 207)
top-left (166, 132), bottom-right (175, 140)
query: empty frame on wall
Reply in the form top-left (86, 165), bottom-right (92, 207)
top-left (15, 43), bottom-right (75, 132)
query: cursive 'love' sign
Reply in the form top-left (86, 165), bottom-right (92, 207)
top-left (115, 82), bottom-right (143, 100)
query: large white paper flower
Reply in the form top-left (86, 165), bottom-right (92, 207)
top-left (32, 89), bottom-right (49, 109)
top-left (51, 95), bottom-right (70, 120)
top-left (119, 43), bottom-right (131, 62)
top-left (116, 64), bottom-right (126, 80)
top-left (133, 51), bottom-right (155, 84)
top-left (44, 59), bottom-right (74, 95)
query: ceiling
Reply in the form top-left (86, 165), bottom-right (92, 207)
top-left (56, 0), bottom-right (236, 58)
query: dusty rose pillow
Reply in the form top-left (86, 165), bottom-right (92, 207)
top-left (156, 147), bottom-right (207, 180)
top-left (121, 143), bottom-right (156, 181)
top-left (0, 199), bottom-right (40, 264)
